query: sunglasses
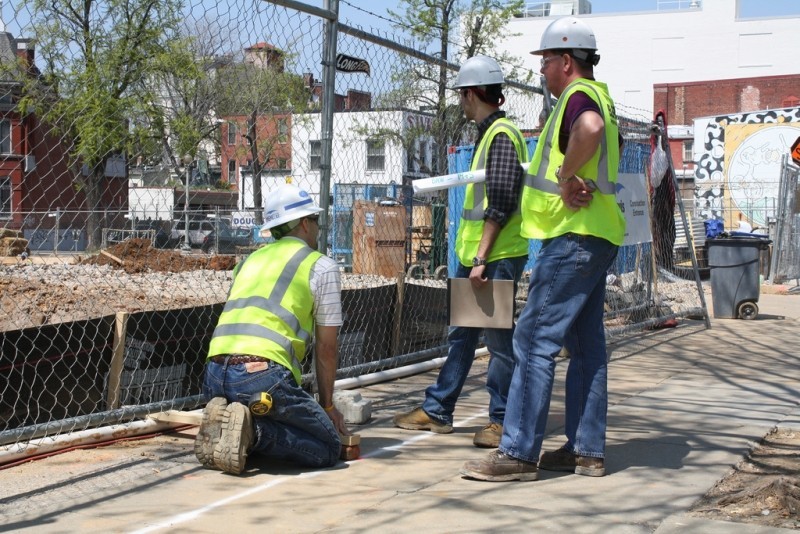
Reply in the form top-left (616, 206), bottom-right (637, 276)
top-left (306, 214), bottom-right (319, 223)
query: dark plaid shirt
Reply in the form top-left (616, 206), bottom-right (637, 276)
top-left (472, 110), bottom-right (524, 227)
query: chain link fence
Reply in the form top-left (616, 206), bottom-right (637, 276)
top-left (0, 0), bottom-right (707, 456)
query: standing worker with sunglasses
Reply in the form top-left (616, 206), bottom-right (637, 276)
top-left (393, 55), bottom-right (529, 448)
top-left (462, 17), bottom-right (624, 482)
top-left (195, 184), bottom-right (350, 475)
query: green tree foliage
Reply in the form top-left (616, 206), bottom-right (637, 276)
top-left (213, 47), bottom-right (310, 222)
top-left (19, 0), bottom-right (192, 251)
top-left (386, 0), bottom-right (526, 177)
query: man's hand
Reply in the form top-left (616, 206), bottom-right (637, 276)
top-left (469, 265), bottom-right (488, 288)
top-left (559, 176), bottom-right (595, 211)
top-left (325, 406), bottom-right (350, 436)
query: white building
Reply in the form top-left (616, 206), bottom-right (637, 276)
top-left (500, 0), bottom-right (800, 115)
top-left (287, 109), bottom-right (437, 202)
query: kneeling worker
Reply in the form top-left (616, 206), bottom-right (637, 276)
top-left (195, 184), bottom-right (350, 474)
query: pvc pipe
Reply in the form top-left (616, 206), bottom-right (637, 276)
top-left (0, 419), bottom-right (181, 466)
top-left (335, 347), bottom-right (489, 389)
top-left (413, 163), bottom-right (530, 193)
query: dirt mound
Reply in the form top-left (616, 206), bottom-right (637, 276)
top-left (80, 239), bottom-right (237, 273)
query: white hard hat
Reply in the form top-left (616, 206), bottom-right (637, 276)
top-left (451, 55), bottom-right (505, 89)
top-left (262, 184), bottom-right (323, 230)
top-left (531, 16), bottom-right (597, 55)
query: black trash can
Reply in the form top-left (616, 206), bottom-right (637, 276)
top-left (707, 236), bottom-right (771, 319)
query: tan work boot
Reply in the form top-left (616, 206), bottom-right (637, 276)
top-left (473, 422), bottom-right (502, 448)
top-left (392, 407), bottom-right (453, 433)
top-left (194, 397), bottom-right (228, 469)
top-left (213, 402), bottom-right (255, 475)
top-left (460, 450), bottom-right (539, 482)
top-left (539, 446), bottom-right (605, 477)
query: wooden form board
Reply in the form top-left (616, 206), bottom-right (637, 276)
top-left (352, 200), bottom-right (406, 277)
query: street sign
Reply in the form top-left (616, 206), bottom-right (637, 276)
top-left (792, 136), bottom-right (800, 166)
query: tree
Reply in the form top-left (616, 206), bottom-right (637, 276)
top-left (387, 0), bottom-right (526, 179)
top-left (213, 45), bottom-right (310, 223)
top-left (19, 0), bottom-right (191, 251)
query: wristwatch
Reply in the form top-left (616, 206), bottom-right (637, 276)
top-left (555, 165), bottom-right (572, 185)
top-left (472, 257), bottom-right (487, 267)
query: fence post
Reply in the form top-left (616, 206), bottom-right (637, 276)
top-left (391, 271), bottom-right (405, 358)
top-left (106, 312), bottom-right (130, 410)
top-left (318, 0), bottom-right (339, 254)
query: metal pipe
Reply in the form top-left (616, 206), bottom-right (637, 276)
top-left (318, 0), bottom-right (339, 254)
top-left (182, 156), bottom-right (191, 251)
top-left (338, 23), bottom-right (542, 95)
top-left (656, 117), bottom-right (711, 329)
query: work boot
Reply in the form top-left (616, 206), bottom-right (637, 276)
top-left (538, 446), bottom-right (605, 477)
top-left (392, 407), bottom-right (453, 434)
top-left (213, 402), bottom-right (254, 475)
top-left (460, 450), bottom-right (539, 482)
top-left (473, 422), bottom-right (502, 448)
top-left (194, 397), bottom-right (228, 469)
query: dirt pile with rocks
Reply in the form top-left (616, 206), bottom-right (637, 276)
top-left (1, 239), bottom-right (237, 331)
top-left (79, 238), bottom-right (237, 273)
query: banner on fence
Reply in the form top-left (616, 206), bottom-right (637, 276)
top-left (618, 173), bottom-right (651, 246)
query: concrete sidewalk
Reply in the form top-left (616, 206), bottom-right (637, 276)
top-left (1, 294), bottom-right (798, 533)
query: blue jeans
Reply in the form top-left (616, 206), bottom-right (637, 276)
top-left (500, 234), bottom-right (618, 462)
top-left (422, 255), bottom-right (527, 426)
top-left (203, 360), bottom-right (341, 468)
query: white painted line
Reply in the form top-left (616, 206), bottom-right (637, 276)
top-left (129, 412), bottom-right (486, 533)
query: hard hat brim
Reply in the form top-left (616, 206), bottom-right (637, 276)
top-left (262, 204), bottom-right (323, 230)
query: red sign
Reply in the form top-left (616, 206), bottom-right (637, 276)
top-left (792, 136), bottom-right (800, 166)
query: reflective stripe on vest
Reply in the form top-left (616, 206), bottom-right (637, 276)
top-left (523, 81), bottom-right (614, 195)
top-left (462, 121), bottom-right (527, 221)
top-left (214, 245), bottom-right (316, 371)
top-left (209, 240), bottom-right (321, 382)
top-left (520, 78), bottom-right (625, 245)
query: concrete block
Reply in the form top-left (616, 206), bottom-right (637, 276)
top-left (333, 390), bottom-right (372, 424)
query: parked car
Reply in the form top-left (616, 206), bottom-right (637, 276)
top-left (201, 226), bottom-right (256, 254)
top-left (170, 219), bottom-right (229, 248)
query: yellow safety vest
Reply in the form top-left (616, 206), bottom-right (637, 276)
top-left (521, 79), bottom-right (625, 245)
top-left (455, 117), bottom-right (529, 266)
top-left (207, 238), bottom-right (322, 385)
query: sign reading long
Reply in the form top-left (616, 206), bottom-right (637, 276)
top-left (336, 53), bottom-right (370, 76)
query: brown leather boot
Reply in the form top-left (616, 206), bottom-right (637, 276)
top-left (539, 446), bottom-right (605, 477)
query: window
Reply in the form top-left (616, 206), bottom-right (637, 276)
top-left (0, 121), bottom-right (10, 154)
top-left (430, 141), bottom-right (439, 175)
top-left (276, 158), bottom-right (288, 170)
top-left (227, 122), bottom-right (237, 145)
top-left (406, 145), bottom-right (416, 173)
top-left (0, 176), bottom-right (10, 218)
top-left (278, 118), bottom-right (289, 143)
top-left (310, 140), bottom-right (322, 170)
top-left (420, 141), bottom-right (430, 172)
top-left (228, 160), bottom-right (237, 185)
top-left (366, 139), bottom-right (385, 171)
top-left (783, 96), bottom-right (800, 108)
top-left (682, 140), bottom-right (694, 163)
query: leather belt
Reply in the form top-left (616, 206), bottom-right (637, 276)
top-left (209, 354), bottom-right (271, 365)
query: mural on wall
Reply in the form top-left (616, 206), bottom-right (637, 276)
top-left (695, 107), bottom-right (800, 228)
